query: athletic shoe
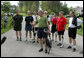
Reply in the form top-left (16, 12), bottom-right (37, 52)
top-left (60, 44), bottom-right (64, 48)
top-left (17, 38), bottom-right (19, 41)
top-left (57, 43), bottom-right (62, 46)
top-left (45, 49), bottom-right (47, 53)
top-left (39, 48), bottom-right (43, 52)
top-left (73, 48), bottom-right (76, 52)
top-left (20, 38), bottom-right (22, 41)
top-left (67, 46), bottom-right (72, 49)
top-left (32, 41), bottom-right (35, 43)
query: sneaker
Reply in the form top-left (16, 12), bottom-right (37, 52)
top-left (20, 38), bottom-right (22, 41)
top-left (60, 44), bottom-right (64, 48)
top-left (67, 46), bottom-right (72, 49)
top-left (39, 48), bottom-right (43, 52)
top-left (57, 43), bottom-right (62, 46)
top-left (73, 48), bottom-right (76, 52)
top-left (45, 49), bottom-right (47, 53)
top-left (37, 41), bottom-right (39, 43)
top-left (32, 41), bottom-right (35, 43)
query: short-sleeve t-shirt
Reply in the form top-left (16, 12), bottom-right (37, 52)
top-left (51, 17), bottom-right (58, 25)
top-left (35, 16), bottom-right (48, 28)
top-left (56, 17), bottom-right (67, 31)
top-left (25, 16), bottom-right (33, 26)
top-left (13, 15), bottom-right (23, 26)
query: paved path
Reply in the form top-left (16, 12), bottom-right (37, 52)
top-left (1, 17), bottom-right (83, 57)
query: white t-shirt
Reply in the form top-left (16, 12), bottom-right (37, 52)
top-left (32, 15), bottom-right (36, 22)
top-left (69, 17), bottom-right (83, 28)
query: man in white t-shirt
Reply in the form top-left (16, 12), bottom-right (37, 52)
top-left (67, 11), bottom-right (82, 52)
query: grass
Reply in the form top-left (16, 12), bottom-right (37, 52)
top-left (1, 16), bottom-right (13, 34)
top-left (66, 17), bottom-right (83, 36)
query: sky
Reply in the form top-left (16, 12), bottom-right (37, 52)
top-left (2, 1), bottom-right (83, 8)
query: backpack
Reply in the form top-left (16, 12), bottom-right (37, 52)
top-left (72, 16), bottom-right (82, 29)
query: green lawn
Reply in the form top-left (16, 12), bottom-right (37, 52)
top-left (1, 16), bottom-right (13, 34)
top-left (66, 17), bottom-right (83, 36)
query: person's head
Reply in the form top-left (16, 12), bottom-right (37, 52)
top-left (38, 10), bottom-right (43, 16)
top-left (69, 11), bottom-right (75, 17)
top-left (59, 11), bottom-right (64, 17)
top-left (54, 12), bottom-right (58, 17)
top-left (16, 10), bottom-right (19, 15)
top-left (27, 10), bottom-right (31, 16)
top-left (33, 11), bottom-right (37, 15)
top-left (44, 11), bottom-right (48, 15)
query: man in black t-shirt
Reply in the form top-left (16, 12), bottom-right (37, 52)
top-left (13, 11), bottom-right (23, 41)
top-left (25, 11), bottom-right (34, 41)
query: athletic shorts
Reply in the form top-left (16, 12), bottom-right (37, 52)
top-left (14, 25), bottom-right (22, 31)
top-left (58, 30), bottom-right (65, 35)
top-left (68, 27), bottom-right (77, 39)
top-left (37, 27), bottom-right (48, 39)
top-left (51, 24), bottom-right (57, 33)
top-left (25, 25), bottom-right (33, 31)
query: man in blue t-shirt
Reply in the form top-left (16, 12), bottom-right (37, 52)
top-left (25, 11), bottom-right (34, 41)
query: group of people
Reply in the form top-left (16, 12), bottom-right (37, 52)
top-left (12, 10), bottom-right (83, 54)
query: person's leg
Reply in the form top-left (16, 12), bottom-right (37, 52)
top-left (67, 28), bottom-right (73, 48)
top-left (55, 33), bottom-right (57, 42)
top-left (52, 33), bottom-right (54, 41)
top-left (19, 31), bottom-right (22, 41)
top-left (39, 39), bottom-right (43, 52)
top-left (72, 38), bottom-right (76, 52)
top-left (29, 31), bottom-right (32, 39)
top-left (26, 31), bottom-right (28, 41)
top-left (57, 35), bottom-right (62, 46)
top-left (16, 31), bottom-right (19, 41)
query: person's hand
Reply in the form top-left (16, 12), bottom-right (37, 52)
top-left (30, 22), bottom-right (35, 26)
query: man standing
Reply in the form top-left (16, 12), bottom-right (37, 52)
top-left (3, 13), bottom-right (8, 28)
top-left (34, 10), bottom-right (49, 53)
top-left (51, 12), bottom-right (58, 42)
top-left (13, 10), bottom-right (23, 41)
top-left (67, 11), bottom-right (78, 52)
top-left (56, 11), bottom-right (67, 47)
top-left (25, 11), bottom-right (34, 41)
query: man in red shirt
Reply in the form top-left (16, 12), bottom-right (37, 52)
top-left (51, 12), bottom-right (58, 42)
top-left (56, 11), bottom-right (67, 47)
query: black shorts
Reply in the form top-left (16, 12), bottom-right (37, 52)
top-left (33, 27), bottom-right (38, 32)
top-left (14, 25), bottom-right (22, 31)
top-left (51, 24), bottom-right (57, 33)
top-left (37, 27), bottom-right (48, 39)
top-left (58, 30), bottom-right (65, 35)
top-left (68, 27), bottom-right (77, 39)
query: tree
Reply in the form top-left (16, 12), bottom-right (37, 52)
top-left (41, 1), bottom-right (62, 14)
top-left (1, 2), bottom-right (11, 13)
top-left (60, 2), bottom-right (69, 15)
top-left (18, 1), bottom-right (39, 13)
